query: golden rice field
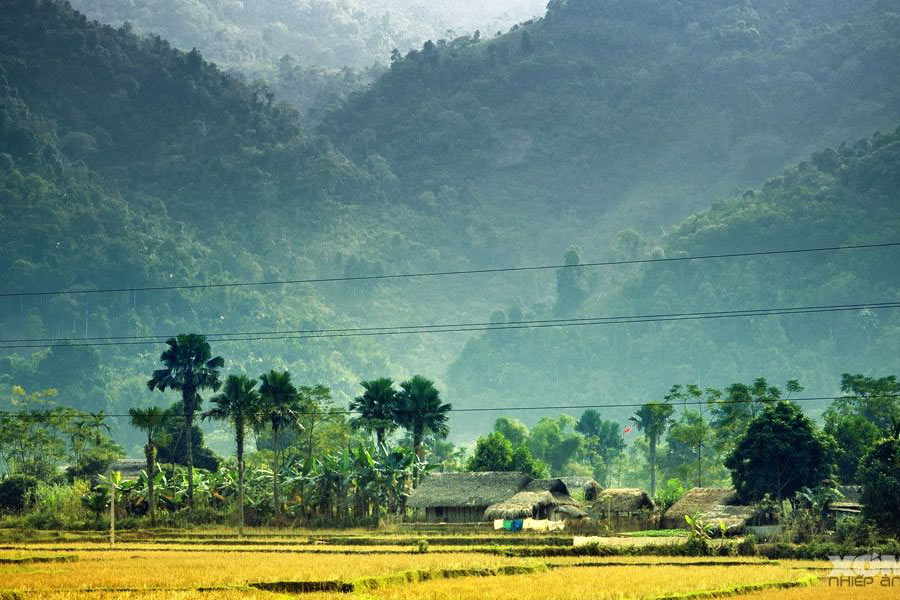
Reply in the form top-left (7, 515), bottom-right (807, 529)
top-left (0, 530), bottom-right (874, 600)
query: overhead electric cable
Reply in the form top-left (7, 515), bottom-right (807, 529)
top-left (3, 300), bottom-right (897, 345)
top-left (0, 300), bottom-right (897, 349)
top-left (1, 241), bottom-right (897, 298)
top-left (1, 395), bottom-right (895, 419)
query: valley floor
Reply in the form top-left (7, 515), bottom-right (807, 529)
top-left (0, 528), bottom-right (869, 599)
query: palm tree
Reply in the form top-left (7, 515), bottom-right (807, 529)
top-left (395, 375), bottom-right (451, 486)
top-left (128, 406), bottom-right (168, 526)
top-left (258, 369), bottom-right (301, 518)
top-left (629, 401), bottom-right (675, 498)
top-left (349, 378), bottom-right (399, 447)
top-left (146, 334), bottom-right (224, 507)
top-left (202, 374), bottom-right (258, 535)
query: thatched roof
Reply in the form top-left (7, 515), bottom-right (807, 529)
top-left (559, 477), bottom-right (602, 501)
top-left (553, 503), bottom-right (589, 519)
top-left (593, 488), bottom-right (655, 513)
top-left (407, 472), bottom-right (531, 509)
top-left (837, 485), bottom-right (862, 503)
top-left (664, 488), bottom-right (756, 532)
top-left (524, 478), bottom-right (569, 495)
top-left (110, 459), bottom-right (146, 480)
top-left (485, 491), bottom-right (555, 520)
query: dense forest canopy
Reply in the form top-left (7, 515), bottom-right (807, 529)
top-left (322, 0), bottom-right (900, 259)
top-left (67, 0), bottom-right (548, 112)
top-left (1, 0), bottom-right (900, 457)
top-left (447, 126), bottom-right (900, 431)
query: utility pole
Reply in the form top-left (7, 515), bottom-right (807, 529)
top-left (109, 471), bottom-right (115, 547)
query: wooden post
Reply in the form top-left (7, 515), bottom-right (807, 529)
top-left (109, 472), bottom-right (115, 547)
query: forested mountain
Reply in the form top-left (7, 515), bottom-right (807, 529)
top-left (0, 0), bottom-right (400, 450)
top-left (323, 0), bottom-right (900, 260)
top-left (447, 127), bottom-right (900, 430)
top-left (2, 0), bottom-right (900, 451)
top-left (70, 0), bottom-right (546, 70)
top-left (68, 0), bottom-right (547, 112)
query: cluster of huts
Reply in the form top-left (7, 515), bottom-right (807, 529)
top-left (408, 472), bottom-right (864, 535)
top-left (407, 471), bottom-right (655, 526)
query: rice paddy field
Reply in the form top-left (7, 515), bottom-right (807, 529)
top-left (0, 528), bottom-right (875, 600)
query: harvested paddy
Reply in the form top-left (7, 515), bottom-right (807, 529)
top-left (367, 564), bottom-right (816, 600)
top-left (0, 548), bottom-right (534, 590)
top-left (0, 531), bottom-right (846, 600)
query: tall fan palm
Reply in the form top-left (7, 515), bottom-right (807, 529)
top-left (146, 334), bottom-right (223, 507)
top-left (396, 375), bottom-right (451, 486)
top-left (349, 378), bottom-right (399, 447)
top-left (258, 369), bottom-right (301, 517)
top-left (629, 401), bottom-right (675, 497)
top-left (202, 374), bottom-right (258, 535)
top-left (128, 406), bottom-right (168, 526)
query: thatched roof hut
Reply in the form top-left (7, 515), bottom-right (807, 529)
top-left (110, 459), bottom-right (146, 480)
top-left (664, 488), bottom-right (756, 533)
top-left (559, 477), bottom-right (602, 501)
top-left (593, 488), bottom-right (655, 514)
top-left (407, 472), bottom-right (531, 522)
top-left (524, 478), bottom-right (569, 495)
top-left (520, 479), bottom-right (588, 520)
top-left (485, 491), bottom-right (555, 520)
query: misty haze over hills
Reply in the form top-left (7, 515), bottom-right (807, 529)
top-left (1, 0), bottom-right (899, 455)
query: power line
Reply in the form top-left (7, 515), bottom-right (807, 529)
top-left (0, 300), bottom-right (897, 349)
top-left (1, 241), bottom-right (898, 299)
top-left (4, 300), bottom-right (898, 344)
top-left (0, 395), bottom-right (893, 420)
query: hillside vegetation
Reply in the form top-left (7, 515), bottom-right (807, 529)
top-left (68, 0), bottom-right (547, 112)
top-left (323, 0), bottom-right (900, 259)
top-left (0, 0), bottom-right (397, 444)
top-left (448, 126), bottom-right (900, 429)
top-left (2, 0), bottom-right (900, 447)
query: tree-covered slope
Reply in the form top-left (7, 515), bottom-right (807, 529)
top-left (446, 126), bottom-right (900, 433)
top-left (322, 0), bottom-right (900, 260)
top-left (68, 0), bottom-right (547, 71)
top-left (0, 0), bottom-right (404, 446)
top-left (66, 0), bottom-right (547, 113)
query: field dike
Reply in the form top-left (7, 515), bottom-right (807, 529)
top-left (249, 564), bottom-right (547, 594)
top-left (646, 575), bottom-right (819, 600)
top-left (0, 554), bottom-right (77, 564)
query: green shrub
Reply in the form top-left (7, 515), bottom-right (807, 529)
top-left (0, 475), bottom-right (39, 513)
top-left (416, 539), bottom-right (429, 553)
top-left (170, 506), bottom-right (225, 526)
top-left (30, 481), bottom-right (90, 527)
top-left (682, 536), bottom-right (711, 556)
top-left (715, 541), bottom-right (736, 556)
top-left (835, 516), bottom-right (877, 547)
top-left (736, 534), bottom-right (758, 556)
top-left (655, 479), bottom-right (685, 512)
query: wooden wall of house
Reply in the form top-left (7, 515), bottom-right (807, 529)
top-left (423, 506), bottom-right (488, 523)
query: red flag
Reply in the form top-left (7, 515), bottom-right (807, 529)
top-left (624, 426), bottom-right (632, 434)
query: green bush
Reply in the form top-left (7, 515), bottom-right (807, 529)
top-left (835, 516), bottom-right (877, 547)
top-left (164, 506), bottom-right (225, 527)
top-left (0, 475), bottom-right (38, 513)
top-left (682, 536), bottom-right (711, 556)
top-left (736, 534), bottom-right (758, 556)
top-left (29, 481), bottom-right (90, 527)
top-left (655, 479), bottom-right (685, 512)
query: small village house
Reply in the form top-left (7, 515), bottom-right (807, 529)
top-left (407, 471), bottom-right (531, 523)
top-left (663, 488), bottom-right (756, 534)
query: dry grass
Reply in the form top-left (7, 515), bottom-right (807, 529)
top-left (0, 549), bottom-right (532, 591)
top-left (22, 592), bottom-right (274, 600)
top-left (367, 564), bottom-right (813, 600)
top-left (731, 579), bottom-right (900, 599)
